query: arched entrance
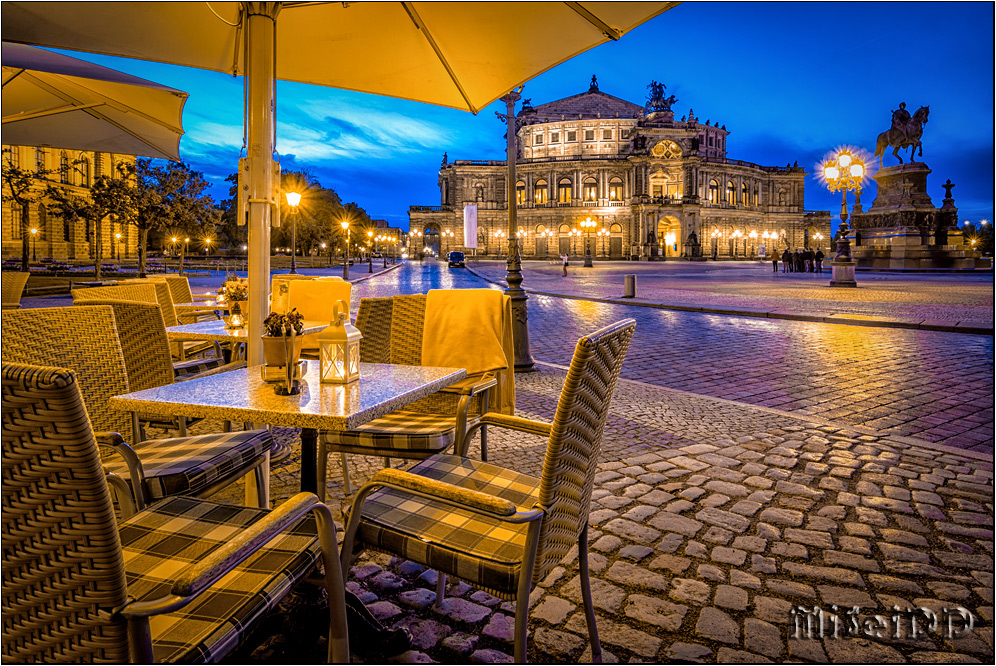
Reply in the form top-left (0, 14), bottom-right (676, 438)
top-left (656, 216), bottom-right (682, 258)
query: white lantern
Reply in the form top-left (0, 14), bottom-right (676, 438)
top-left (318, 300), bottom-right (362, 384)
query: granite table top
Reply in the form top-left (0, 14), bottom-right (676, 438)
top-left (108, 362), bottom-right (467, 431)
top-left (166, 320), bottom-right (328, 342)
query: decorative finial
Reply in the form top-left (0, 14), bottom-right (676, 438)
top-left (589, 74), bottom-right (599, 92)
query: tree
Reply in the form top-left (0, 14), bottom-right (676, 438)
top-left (117, 159), bottom-right (220, 277)
top-left (2, 149), bottom-right (53, 272)
top-left (47, 173), bottom-right (132, 280)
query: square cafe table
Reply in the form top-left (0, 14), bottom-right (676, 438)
top-left (166, 320), bottom-right (328, 361)
top-left (109, 362), bottom-right (467, 495)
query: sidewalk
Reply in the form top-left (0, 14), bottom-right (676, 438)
top-left (198, 361), bottom-right (994, 663)
top-left (466, 260), bottom-right (994, 334)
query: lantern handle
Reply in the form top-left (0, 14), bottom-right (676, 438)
top-left (331, 299), bottom-right (349, 324)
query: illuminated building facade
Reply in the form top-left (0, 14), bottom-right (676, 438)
top-left (410, 79), bottom-right (831, 260)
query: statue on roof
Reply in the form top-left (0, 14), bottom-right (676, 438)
top-left (589, 75), bottom-right (599, 93)
top-left (645, 80), bottom-right (677, 115)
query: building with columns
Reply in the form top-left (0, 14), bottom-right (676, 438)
top-left (410, 78), bottom-right (830, 260)
top-left (2, 145), bottom-right (137, 263)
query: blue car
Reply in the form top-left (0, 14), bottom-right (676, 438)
top-left (447, 251), bottom-right (466, 267)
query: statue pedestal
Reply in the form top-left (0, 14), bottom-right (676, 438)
top-left (829, 260), bottom-right (857, 288)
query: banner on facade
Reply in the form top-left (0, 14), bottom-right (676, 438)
top-left (463, 205), bottom-right (478, 248)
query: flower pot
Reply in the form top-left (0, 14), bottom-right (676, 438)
top-left (261, 335), bottom-right (303, 368)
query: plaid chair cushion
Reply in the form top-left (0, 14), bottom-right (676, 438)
top-left (320, 410), bottom-right (466, 456)
top-left (354, 454), bottom-right (541, 599)
top-left (119, 496), bottom-right (320, 663)
top-left (173, 356), bottom-right (225, 379)
top-left (104, 430), bottom-right (272, 500)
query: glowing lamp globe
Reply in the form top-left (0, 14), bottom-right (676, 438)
top-left (318, 300), bottom-right (362, 384)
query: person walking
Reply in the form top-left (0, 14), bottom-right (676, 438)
top-left (804, 248), bottom-right (813, 273)
top-left (771, 249), bottom-right (779, 273)
top-left (561, 253), bottom-right (569, 277)
top-left (782, 248), bottom-right (791, 273)
top-left (815, 248), bottom-right (825, 273)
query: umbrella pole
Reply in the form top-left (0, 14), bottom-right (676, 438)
top-left (501, 89), bottom-right (534, 372)
top-left (245, 4), bottom-right (279, 366)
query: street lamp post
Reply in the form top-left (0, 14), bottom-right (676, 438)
top-left (581, 217), bottom-right (596, 267)
top-left (442, 229), bottom-right (454, 255)
top-left (340, 220), bottom-right (350, 280)
top-left (822, 148), bottom-right (865, 287)
top-left (731, 229), bottom-right (743, 258)
top-left (498, 87), bottom-right (534, 372)
top-left (813, 232), bottom-right (824, 253)
top-left (29, 227), bottom-right (38, 263)
top-left (114, 232), bottom-right (122, 260)
top-left (285, 191), bottom-right (301, 274)
top-left (367, 230), bottom-right (374, 272)
top-left (597, 228), bottom-right (608, 257)
top-left (748, 230), bottom-right (758, 259)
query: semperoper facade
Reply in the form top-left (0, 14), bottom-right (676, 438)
top-left (410, 77), bottom-right (830, 260)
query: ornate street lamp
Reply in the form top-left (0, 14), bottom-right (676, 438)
top-left (114, 231), bottom-right (122, 260)
top-left (29, 227), bottom-right (38, 262)
top-left (813, 232), bottom-right (824, 252)
top-left (340, 219), bottom-right (350, 280)
top-left (284, 191), bottom-right (301, 273)
top-left (442, 228), bottom-right (454, 255)
top-left (493, 229), bottom-right (505, 257)
top-left (748, 229), bottom-right (758, 258)
top-left (822, 147), bottom-right (866, 286)
top-left (597, 228), bottom-right (609, 257)
top-left (581, 216), bottom-right (596, 267)
top-left (731, 229), bottom-right (743, 258)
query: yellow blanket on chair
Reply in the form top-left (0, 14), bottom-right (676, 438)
top-left (421, 288), bottom-right (515, 415)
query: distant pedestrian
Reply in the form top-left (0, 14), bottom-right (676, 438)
top-left (771, 250), bottom-right (779, 272)
top-left (804, 248), bottom-right (813, 273)
top-left (561, 253), bottom-right (569, 277)
top-left (815, 249), bottom-right (825, 273)
top-left (795, 250), bottom-right (804, 273)
top-left (782, 248), bottom-right (791, 273)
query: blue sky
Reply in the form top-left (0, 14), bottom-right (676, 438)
top-left (53, 2), bottom-right (994, 232)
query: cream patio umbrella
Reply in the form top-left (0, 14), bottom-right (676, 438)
top-left (2, 42), bottom-right (187, 161)
top-left (2, 1), bottom-right (677, 363)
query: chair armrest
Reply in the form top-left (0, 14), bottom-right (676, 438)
top-left (371, 468), bottom-right (517, 516)
top-left (477, 413), bottom-right (552, 438)
top-left (120, 493), bottom-right (341, 616)
top-left (94, 431), bottom-right (148, 511)
top-left (439, 373), bottom-right (498, 396)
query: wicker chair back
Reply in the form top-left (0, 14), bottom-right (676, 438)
top-left (1, 272), bottom-right (30, 309)
top-left (533, 318), bottom-right (636, 584)
top-left (73, 299), bottom-right (174, 391)
top-left (1, 306), bottom-right (132, 435)
top-left (119, 279), bottom-right (178, 326)
top-left (1, 363), bottom-right (131, 662)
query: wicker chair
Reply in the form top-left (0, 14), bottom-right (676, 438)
top-left (74, 298), bottom-right (246, 436)
top-left (340, 319), bottom-right (636, 662)
top-left (1, 362), bottom-right (348, 663)
top-left (1, 271), bottom-right (30, 309)
top-left (131, 275), bottom-right (219, 324)
top-left (72, 282), bottom-right (223, 373)
top-left (317, 292), bottom-right (508, 498)
top-left (1, 306), bottom-right (272, 515)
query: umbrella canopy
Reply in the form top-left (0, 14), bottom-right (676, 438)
top-left (2, 42), bottom-right (187, 160)
top-left (2, 2), bottom-right (676, 114)
top-left (3, 1), bottom-right (676, 365)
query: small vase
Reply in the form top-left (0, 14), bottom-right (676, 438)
top-left (230, 300), bottom-right (248, 318)
top-left (261, 335), bottom-right (303, 367)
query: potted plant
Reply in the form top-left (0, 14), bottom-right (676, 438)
top-left (261, 308), bottom-right (305, 367)
top-left (223, 278), bottom-right (249, 315)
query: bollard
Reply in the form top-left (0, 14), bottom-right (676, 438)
top-left (623, 274), bottom-right (636, 298)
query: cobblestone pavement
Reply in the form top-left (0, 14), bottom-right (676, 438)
top-left (468, 259), bottom-right (994, 329)
top-left (200, 359), bottom-right (993, 664)
top-left (352, 262), bottom-right (995, 452)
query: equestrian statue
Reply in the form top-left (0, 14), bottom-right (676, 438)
top-left (874, 103), bottom-right (930, 166)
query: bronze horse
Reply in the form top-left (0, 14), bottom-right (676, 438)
top-left (875, 105), bottom-right (929, 166)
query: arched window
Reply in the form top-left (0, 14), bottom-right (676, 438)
top-left (534, 179), bottom-right (548, 204)
top-left (583, 178), bottom-right (597, 201)
top-left (742, 182), bottom-right (749, 206)
top-left (515, 180), bottom-right (526, 205)
top-left (557, 178), bottom-right (572, 204)
top-left (558, 223), bottom-right (571, 234)
top-left (727, 181), bottom-right (736, 203)
top-left (753, 184), bottom-right (760, 207)
top-left (63, 211), bottom-right (71, 241)
top-left (609, 177), bottom-right (623, 201)
top-left (60, 152), bottom-right (70, 184)
top-left (10, 203), bottom-right (23, 239)
top-left (610, 223), bottom-right (623, 233)
top-left (38, 205), bottom-right (48, 236)
top-left (35, 148), bottom-right (46, 174)
top-left (708, 180), bottom-right (719, 204)
top-left (79, 158), bottom-right (91, 187)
